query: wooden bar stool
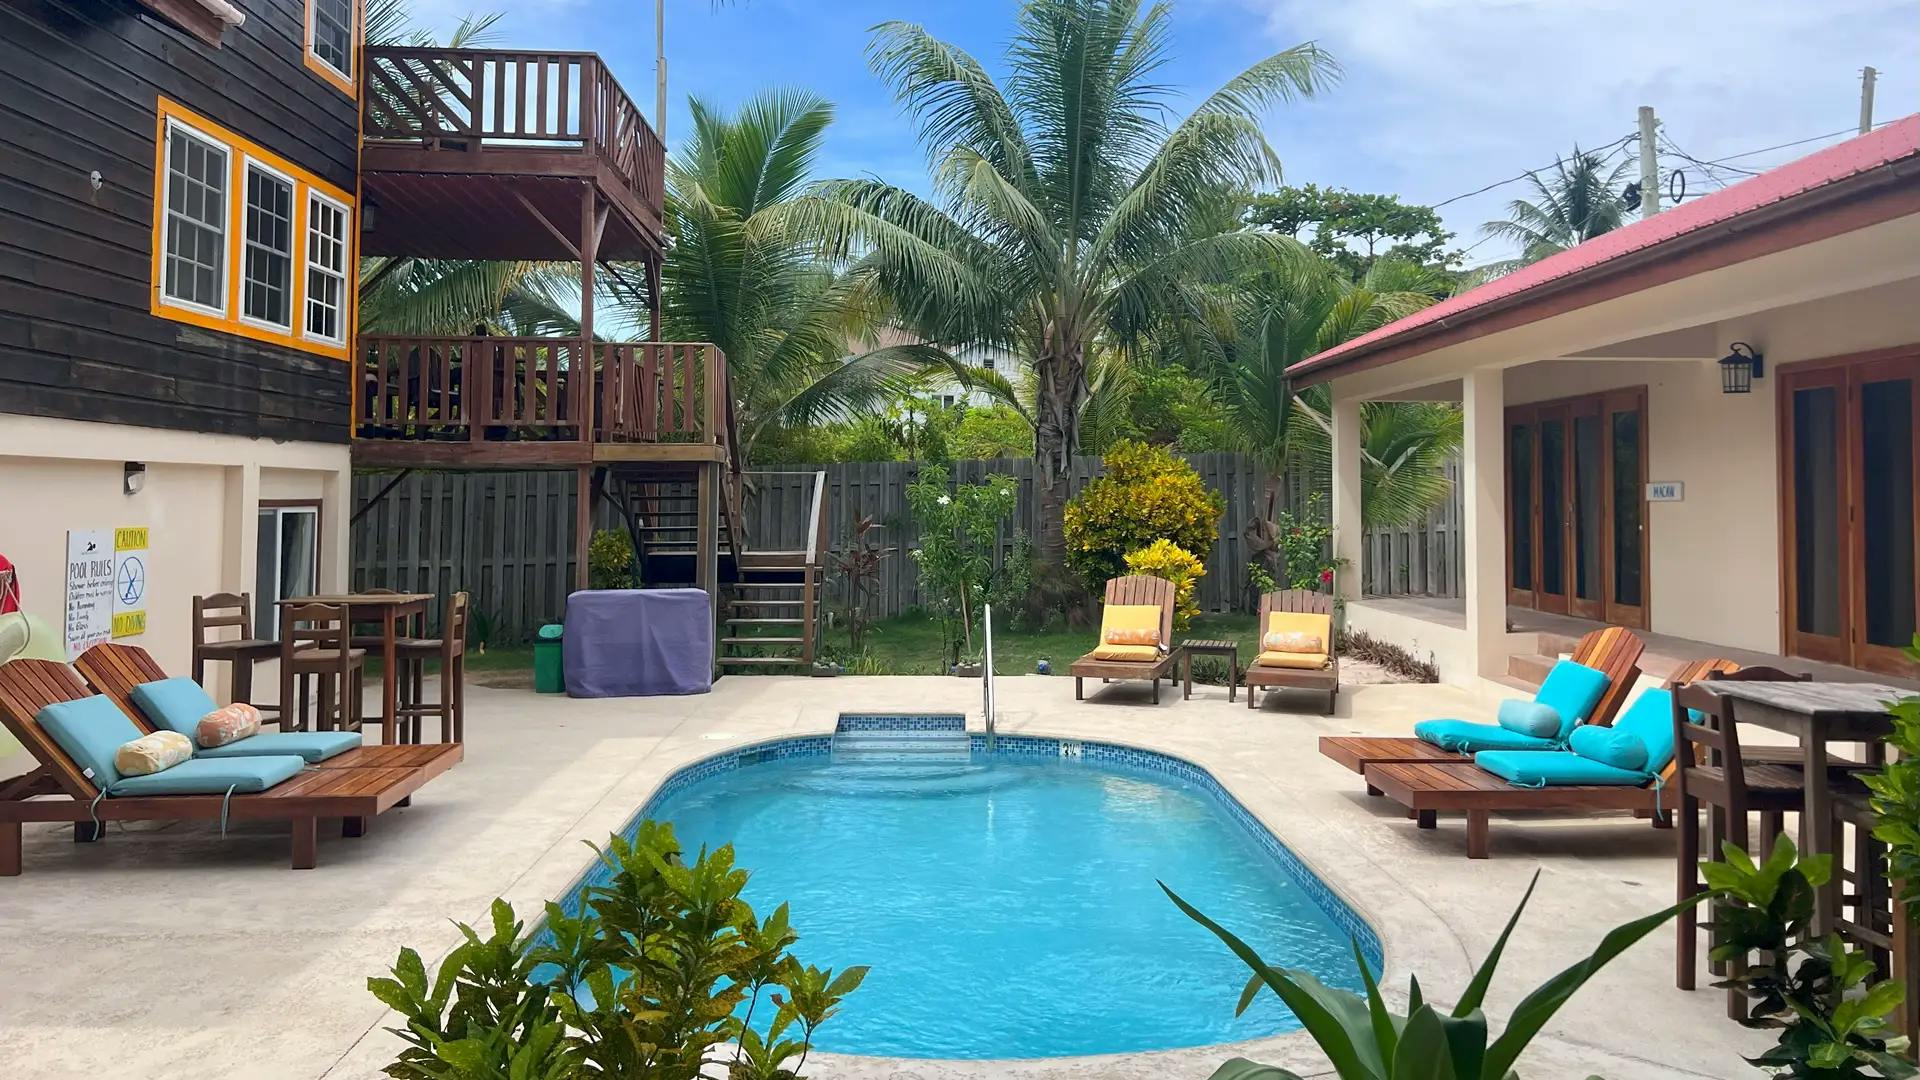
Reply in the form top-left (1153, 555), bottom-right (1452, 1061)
top-left (192, 593), bottom-right (282, 723)
top-left (395, 592), bottom-right (469, 743)
top-left (279, 602), bottom-right (366, 736)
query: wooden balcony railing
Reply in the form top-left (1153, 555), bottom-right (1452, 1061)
top-left (356, 337), bottom-right (733, 454)
top-left (363, 46), bottom-right (665, 214)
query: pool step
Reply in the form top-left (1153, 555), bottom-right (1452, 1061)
top-left (831, 730), bottom-right (971, 765)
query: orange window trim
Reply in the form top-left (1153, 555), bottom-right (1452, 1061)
top-left (150, 97), bottom-right (356, 362)
top-left (303, 0), bottom-right (360, 99)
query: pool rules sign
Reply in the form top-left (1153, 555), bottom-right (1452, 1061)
top-left (64, 526), bottom-right (150, 659)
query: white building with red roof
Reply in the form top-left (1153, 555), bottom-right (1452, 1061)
top-left (1293, 116), bottom-right (1920, 686)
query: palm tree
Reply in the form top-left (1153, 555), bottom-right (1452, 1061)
top-left (619, 89), bottom-right (947, 460)
top-left (1477, 146), bottom-right (1633, 275)
top-left (790, 0), bottom-right (1336, 564)
top-left (1217, 257), bottom-right (1459, 526)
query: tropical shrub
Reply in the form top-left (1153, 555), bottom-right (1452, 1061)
top-left (831, 515), bottom-right (887, 653)
top-left (1702, 834), bottom-right (1914, 1077)
top-left (369, 822), bottom-right (864, 1080)
top-left (1274, 493), bottom-right (1340, 591)
top-left (950, 404), bottom-right (1034, 460)
top-left (1167, 870), bottom-right (1693, 1080)
top-left (1124, 539), bottom-right (1205, 630)
top-left (1862, 635), bottom-right (1920, 920)
top-left (1063, 441), bottom-right (1224, 590)
top-left (905, 465), bottom-right (1022, 659)
top-left (587, 529), bottom-right (636, 590)
top-left (1338, 630), bottom-right (1438, 683)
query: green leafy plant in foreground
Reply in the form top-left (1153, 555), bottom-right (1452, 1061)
top-left (1165, 871), bottom-right (1692, 1079)
top-left (1702, 833), bottom-right (1913, 1078)
top-left (369, 821), bottom-right (865, 1080)
top-left (1861, 636), bottom-right (1920, 923)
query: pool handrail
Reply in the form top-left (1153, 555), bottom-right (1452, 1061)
top-left (983, 602), bottom-right (996, 746)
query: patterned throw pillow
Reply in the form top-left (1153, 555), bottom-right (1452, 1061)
top-left (197, 702), bottom-right (263, 749)
top-left (1262, 630), bottom-right (1324, 654)
top-left (1104, 625), bottom-right (1161, 646)
top-left (115, 730), bottom-right (194, 777)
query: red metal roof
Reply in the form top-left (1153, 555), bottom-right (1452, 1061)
top-left (1290, 114), bottom-right (1920, 379)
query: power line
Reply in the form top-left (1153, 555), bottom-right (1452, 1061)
top-left (1694, 117), bottom-right (1901, 166)
top-left (1428, 131), bottom-right (1637, 209)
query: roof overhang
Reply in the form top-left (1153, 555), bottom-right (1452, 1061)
top-left (1291, 121), bottom-right (1920, 390)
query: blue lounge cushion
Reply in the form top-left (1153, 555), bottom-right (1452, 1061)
top-left (1608, 687), bottom-right (1681, 774)
top-left (37, 695), bottom-right (143, 789)
top-left (108, 754), bottom-right (304, 796)
top-left (1414, 718), bottom-right (1557, 754)
top-left (1569, 725), bottom-right (1649, 772)
top-left (1475, 750), bottom-right (1651, 788)
top-left (1496, 699), bottom-right (1563, 739)
top-left (194, 730), bottom-right (361, 763)
top-left (1533, 660), bottom-right (1610, 739)
top-left (129, 677), bottom-right (221, 738)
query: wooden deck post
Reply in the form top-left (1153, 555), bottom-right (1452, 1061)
top-left (575, 464), bottom-right (594, 593)
top-left (579, 185), bottom-right (601, 445)
top-left (696, 460), bottom-right (720, 671)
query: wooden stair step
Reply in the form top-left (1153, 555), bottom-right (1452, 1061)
top-left (722, 636), bottom-right (806, 645)
top-left (729, 599), bottom-right (803, 607)
top-left (726, 617), bottom-right (806, 625)
top-left (733, 581), bottom-right (803, 589)
top-left (718, 656), bottom-right (810, 667)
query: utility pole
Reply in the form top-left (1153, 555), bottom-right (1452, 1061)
top-left (1860, 66), bottom-right (1878, 135)
top-left (656, 0), bottom-right (668, 142)
top-left (1638, 105), bottom-right (1660, 218)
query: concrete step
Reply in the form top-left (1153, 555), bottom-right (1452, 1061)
top-left (1507, 653), bottom-right (1555, 687)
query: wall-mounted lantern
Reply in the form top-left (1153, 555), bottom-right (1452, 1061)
top-left (1719, 342), bottom-right (1764, 394)
top-left (123, 461), bottom-right (146, 496)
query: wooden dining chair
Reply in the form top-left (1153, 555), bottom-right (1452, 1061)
top-left (279, 602), bottom-right (366, 737)
top-left (395, 592), bottom-right (469, 743)
top-left (192, 593), bottom-right (282, 723)
top-left (1672, 674), bottom-right (1818, 1012)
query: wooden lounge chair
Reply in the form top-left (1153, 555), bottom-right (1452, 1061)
top-left (1071, 576), bottom-right (1178, 704)
top-left (1316, 625), bottom-right (1647, 779)
top-left (1363, 658), bottom-right (1740, 859)
top-left (1244, 590), bottom-right (1339, 715)
top-left (74, 644), bottom-right (459, 776)
top-left (0, 659), bottom-right (440, 874)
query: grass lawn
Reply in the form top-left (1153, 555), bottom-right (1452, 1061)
top-left (435, 611), bottom-right (1265, 680)
top-left (833, 610), bottom-right (1262, 677)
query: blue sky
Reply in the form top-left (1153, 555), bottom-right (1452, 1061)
top-left (410, 0), bottom-right (1920, 265)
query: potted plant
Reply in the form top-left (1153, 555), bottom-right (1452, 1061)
top-left (953, 649), bottom-right (983, 679)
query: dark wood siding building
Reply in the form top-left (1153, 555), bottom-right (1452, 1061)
top-left (0, 0), bottom-right (358, 444)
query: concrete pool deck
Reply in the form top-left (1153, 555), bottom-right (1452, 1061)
top-left (0, 674), bottom-right (1764, 1078)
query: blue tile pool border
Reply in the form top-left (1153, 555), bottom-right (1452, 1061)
top-left (542, 718), bottom-right (1384, 974)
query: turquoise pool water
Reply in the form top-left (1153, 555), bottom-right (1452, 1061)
top-left (574, 729), bottom-right (1374, 1060)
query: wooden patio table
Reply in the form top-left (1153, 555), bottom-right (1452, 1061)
top-left (1701, 678), bottom-right (1906, 936)
top-left (282, 593), bottom-right (433, 742)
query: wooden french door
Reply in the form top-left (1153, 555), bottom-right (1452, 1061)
top-left (1780, 348), bottom-right (1920, 675)
top-left (1507, 388), bottom-right (1649, 629)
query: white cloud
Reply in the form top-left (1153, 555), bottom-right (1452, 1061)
top-left (1240, 0), bottom-right (1920, 262)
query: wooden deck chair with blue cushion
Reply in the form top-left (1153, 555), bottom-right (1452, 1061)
top-left (0, 659), bottom-right (438, 874)
top-left (1362, 658), bottom-right (1738, 859)
top-left (1070, 576), bottom-right (1178, 704)
top-left (74, 643), bottom-right (458, 776)
top-left (1317, 626), bottom-right (1645, 780)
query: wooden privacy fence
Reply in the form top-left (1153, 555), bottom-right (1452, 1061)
top-left (351, 453), bottom-right (1464, 643)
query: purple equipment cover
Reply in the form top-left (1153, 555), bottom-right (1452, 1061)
top-left (563, 588), bottom-right (713, 697)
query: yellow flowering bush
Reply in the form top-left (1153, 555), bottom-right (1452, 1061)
top-left (1124, 539), bottom-right (1205, 629)
top-left (1063, 440), bottom-right (1225, 589)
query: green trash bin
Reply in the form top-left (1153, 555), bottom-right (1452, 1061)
top-left (534, 623), bottom-right (565, 694)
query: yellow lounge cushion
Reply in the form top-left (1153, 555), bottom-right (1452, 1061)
top-left (1256, 649), bottom-right (1330, 670)
top-left (1266, 610), bottom-right (1332, 643)
top-left (1100, 603), bottom-right (1164, 648)
top-left (1090, 643), bottom-right (1162, 663)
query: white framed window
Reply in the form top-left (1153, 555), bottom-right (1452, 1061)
top-left (256, 504), bottom-right (320, 639)
top-left (304, 191), bottom-right (349, 345)
top-left (240, 160), bottom-right (296, 332)
top-left (159, 119), bottom-right (230, 317)
top-left (308, 0), bottom-right (355, 84)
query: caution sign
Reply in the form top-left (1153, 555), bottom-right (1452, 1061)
top-left (112, 527), bottom-right (149, 639)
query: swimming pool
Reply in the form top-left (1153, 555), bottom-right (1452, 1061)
top-left (552, 717), bottom-right (1379, 1059)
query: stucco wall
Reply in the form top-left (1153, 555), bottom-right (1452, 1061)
top-left (0, 415), bottom-right (350, 772)
top-left (1502, 278), bottom-right (1920, 653)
